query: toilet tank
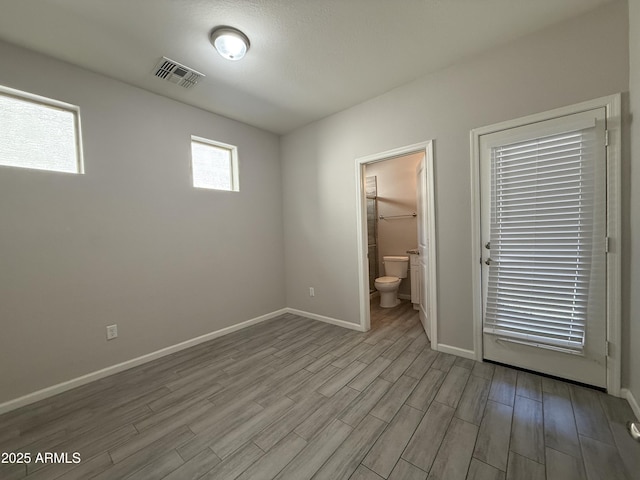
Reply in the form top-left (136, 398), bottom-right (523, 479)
top-left (383, 256), bottom-right (409, 278)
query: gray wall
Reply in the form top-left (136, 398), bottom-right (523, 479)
top-left (627, 0), bottom-right (640, 412)
top-left (0, 41), bottom-right (285, 404)
top-left (281, 1), bottom-right (629, 353)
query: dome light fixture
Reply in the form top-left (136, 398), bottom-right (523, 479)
top-left (210, 26), bottom-right (250, 61)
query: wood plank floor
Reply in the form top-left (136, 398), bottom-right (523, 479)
top-left (1, 300), bottom-right (638, 480)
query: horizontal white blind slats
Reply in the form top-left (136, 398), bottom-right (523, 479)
top-left (493, 198), bottom-right (594, 211)
top-left (496, 153), bottom-right (589, 168)
top-left (488, 294), bottom-right (588, 310)
top-left (484, 320), bottom-right (584, 340)
top-left (491, 246), bottom-right (591, 251)
top-left (497, 149), bottom-right (595, 168)
top-left (489, 271), bottom-right (591, 281)
top-left (486, 318), bottom-right (586, 334)
top-left (489, 283), bottom-right (590, 291)
top-left (491, 264), bottom-right (591, 276)
top-left (485, 316), bottom-right (585, 334)
top-left (486, 306), bottom-right (588, 324)
top-left (484, 325), bottom-right (584, 342)
top-left (496, 132), bottom-right (584, 153)
top-left (495, 185), bottom-right (592, 199)
top-left (483, 328), bottom-right (584, 349)
top-left (494, 193), bottom-right (594, 204)
top-left (496, 153), bottom-right (591, 172)
top-left (484, 124), bottom-right (603, 353)
top-left (489, 285), bottom-right (589, 295)
top-left (489, 252), bottom-right (593, 259)
top-left (494, 217), bottom-right (595, 224)
top-left (492, 228), bottom-right (593, 235)
top-left (484, 325), bottom-right (584, 343)
top-left (495, 203), bottom-right (593, 212)
top-left (496, 176), bottom-right (591, 193)
top-left (490, 260), bottom-right (592, 268)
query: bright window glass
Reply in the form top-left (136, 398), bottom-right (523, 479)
top-left (191, 137), bottom-right (238, 191)
top-left (0, 88), bottom-right (82, 174)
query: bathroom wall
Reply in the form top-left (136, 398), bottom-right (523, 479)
top-left (366, 153), bottom-right (422, 298)
top-left (0, 40), bottom-right (285, 405)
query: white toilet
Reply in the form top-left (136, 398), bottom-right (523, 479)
top-left (374, 256), bottom-right (409, 308)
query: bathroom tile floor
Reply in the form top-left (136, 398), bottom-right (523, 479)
top-left (1, 300), bottom-right (638, 479)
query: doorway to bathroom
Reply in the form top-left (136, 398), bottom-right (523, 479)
top-left (355, 141), bottom-right (438, 345)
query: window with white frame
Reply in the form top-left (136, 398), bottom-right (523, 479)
top-left (190, 136), bottom-right (239, 191)
top-left (0, 85), bottom-right (83, 174)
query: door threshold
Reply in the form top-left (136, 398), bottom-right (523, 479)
top-left (483, 359), bottom-right (607, 394)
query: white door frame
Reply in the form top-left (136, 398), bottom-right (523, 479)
top-left (355, 140), bottom-right (438, 345)
top-left (469, 94), bottom-right (622, 395)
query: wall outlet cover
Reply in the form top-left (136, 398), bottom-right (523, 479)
top-left (106, 324), bottom-right (118, 340)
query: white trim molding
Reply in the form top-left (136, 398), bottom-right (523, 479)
top-left (354, 141), bottom-right (438, 347)
top-left (0, 308), bottom-right (288, 415)
top-left (469, 94), bottom-right (622, 393)
top-left (285, 308), bottom-right (365, 331)
top-left (621, 388), bottom-right (640, 421)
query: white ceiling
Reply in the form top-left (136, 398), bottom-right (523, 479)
top-left (0, 0), bottom-right (614, 134)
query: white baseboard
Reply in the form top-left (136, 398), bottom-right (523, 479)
top-left (621, 388), bottom-right (640, 421)
top-left (285, 308), bottom-right (365, 332)
top-left (436, 343), bottom-right (476, 360)
top-left (0, 308), bottom-right (288, 415)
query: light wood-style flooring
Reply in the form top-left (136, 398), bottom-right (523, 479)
top-left (1, 300), bottom-right (638, 480)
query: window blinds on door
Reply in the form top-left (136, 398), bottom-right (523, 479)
top-left (483, 124), bottom-right (605, 354)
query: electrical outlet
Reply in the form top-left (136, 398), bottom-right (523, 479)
top-left (106, 324), bottom-right (118, 340)
top-left (309, 287), bottom-right (315, 297)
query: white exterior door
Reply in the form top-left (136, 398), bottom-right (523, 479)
top-left (480, 108), bottom-right (608, 388)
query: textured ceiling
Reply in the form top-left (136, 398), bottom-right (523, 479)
top-left (0, 0), bottom-right (614, 134)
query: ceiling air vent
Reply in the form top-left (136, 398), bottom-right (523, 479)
top-left (153, 57), bottom-right (205, 89)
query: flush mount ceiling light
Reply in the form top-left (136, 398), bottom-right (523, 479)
top-left (210, 26), bottom-right (250, 61)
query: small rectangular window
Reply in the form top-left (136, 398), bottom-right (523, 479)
top-left (0, 85), bottom-right (83, 174)
top-left (190, 136), bottom-right (239, 191)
